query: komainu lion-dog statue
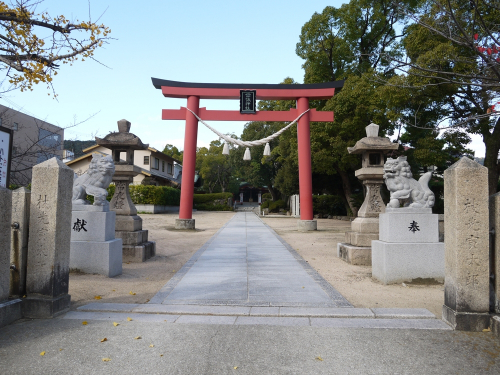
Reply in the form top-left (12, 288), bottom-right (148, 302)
top-left (72, 154), bottom-right (115, 206)
top-left (383, 156), bottom-right (435, 208)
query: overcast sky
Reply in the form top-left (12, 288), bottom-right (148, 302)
top-left (0, 0), bottom-right (485, 157)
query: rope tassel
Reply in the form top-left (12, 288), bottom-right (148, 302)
top-left (243, 147), bottom-right (251, 160)
top-left (263, 142), bottom-right (271, 156)
top-left (222, 142), bottom-right (230, 155)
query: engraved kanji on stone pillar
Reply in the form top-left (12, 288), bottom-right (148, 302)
top-left (24, 158), bottom-right (73, 318)
top-left (443, 157), bottom-right (490, 331)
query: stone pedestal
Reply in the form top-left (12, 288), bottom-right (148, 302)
top-left (298, 219), bottom-right (317, 232)
top-left (337, 243), bottom-right (371, 265)
top-left (339, 181), bottom-right (385, 266)
top-left (175, 219), bottom-right (195, 230)
top-left (70, 205), bottom-right (122, 277)
top-left (25, 158), bottom-right (73, 318)
top-left (371, 208), bottom-right (444, 284)
top-left (442, 157), bottom-right (490, 331)
top-left (110, 172), bottom-right (156, 263)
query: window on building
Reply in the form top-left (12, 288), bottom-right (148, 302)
top-left (13, 122), bottom-right (18, 131)
top-left (167, 163), bottom-right (173, 174)
top-left (153, 158), bottom-right (160, 170)
top-left (162, 160), bottom-right (165, 172)
top-left (144, 156), bottom-right (150, 165)
top-left (38, 129), bottom-right (61, 148)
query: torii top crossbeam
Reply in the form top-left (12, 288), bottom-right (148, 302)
top-left (152, 78), bottom-right (344, 230)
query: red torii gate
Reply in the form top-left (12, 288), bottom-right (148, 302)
top-left (152, 78), bottom-right (344, 230)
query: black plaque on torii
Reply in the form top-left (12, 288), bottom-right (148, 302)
top-left (240, 90), bottom-right (256, 114)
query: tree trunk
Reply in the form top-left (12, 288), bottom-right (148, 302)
top-left (484, 138), bottom-right (500, 196)
top-left (483, 117), bottom-right (500, 196)
top-left (268, 185), bottom-right (278, 201)
top-left (335, 166), bottom-right (359, 217)
top-left (335, 186), bottom-right (352, 216)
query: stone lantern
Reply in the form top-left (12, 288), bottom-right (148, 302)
top-left (96, 119), bottom-right (156, 262)
top-left (337, 123), bottom-right (398, 265)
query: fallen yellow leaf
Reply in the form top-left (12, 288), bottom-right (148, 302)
top-left (234, 366), bottom-right (238, 370)
top-left (127, 317), bottom-right (133, 321)
top-left (82, 321), bottom-right (88, 325)
top-left (112, 289), bottom-right (116, 292)
top-left (129, 291), bottom-right (136, 295)
top-left (134, 336), bottom-right (141, 340)
top-left (40, 351), bottom-right (46, 356)
top-left (100, 338), bottom-right (107, 342)
top-left (59, 349), bottom-right (63, 351)
top-left (483, 328), bottom-right (491, 332)
top-left (315, 356), bottom-right (323, 361)
top-left (113, 322), bottom-right (119, 327)
top-left (94, 295), bottom-right (102, 300)
top-left (102, 358), bottom-right (111, 362)
top-left (149, 344), bottom-right (154, 348)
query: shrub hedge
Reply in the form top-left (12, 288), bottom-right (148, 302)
top-left (312, 195), bottom-right (346, 216)
top-left (193, 192), bottom-right (233, 211)
top-left (195, 203), bottom-right (233, 211)
top-left (129, 185), bottom-right (180, 205)
top-left (268, 199), bottom-right (286, 213)
top-left (87, 184), bottom-right (180, 206)
top-left (193, 192), bottom-right (232, 204)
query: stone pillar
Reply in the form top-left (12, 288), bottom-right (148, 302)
top-left (24, 158), bottom-right (73, 318)
top-left (0, 186), bottom-right (22, 327)
top-left (443, 157), bottom-right (490, 331)
top-left (0, 187), bottom-right (12, 303)
top-left (10, 187), bottom-right (30, 297)
top-left (489, 193), bottom-right (500, 314)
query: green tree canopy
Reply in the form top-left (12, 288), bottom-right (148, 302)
top-left (162, 144), bottom-right (183, 163)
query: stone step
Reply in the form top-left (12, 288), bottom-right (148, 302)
top-left (63, 309), bottom-right (451, 329)
top-left (76, 303), bottom-right (437, 319)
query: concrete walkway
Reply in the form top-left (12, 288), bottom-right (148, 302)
top-left (70, 213), bottom-right (449, 330)
top-left (152, 212), bottom-right (350, 307)
top-left (5, 213), bottom-right (499, 373)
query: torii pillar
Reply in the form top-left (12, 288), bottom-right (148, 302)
top-left (152, 78), bottom-right (344, 230)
